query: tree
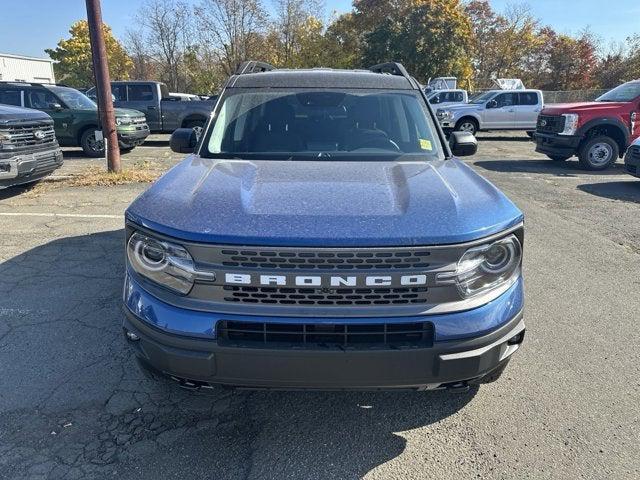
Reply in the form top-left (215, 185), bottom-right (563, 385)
top-left (360, 0), bottom-right (474, 83)
top-left (195, 0), bottom-right (268, 76)
top-left (130, 0), bottom-right (192, 91)
top-left (45, 20), bottom-right (132, 88)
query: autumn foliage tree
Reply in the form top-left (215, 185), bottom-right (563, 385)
top-left (45, 20), bottom-right (133, 88)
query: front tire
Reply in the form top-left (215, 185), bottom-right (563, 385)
top-left (80, 128), bottom-right (105, 158)
top-left (578, 136), bottom-right (619, 170)
top-left (455, 118), bottom-right (478, 135)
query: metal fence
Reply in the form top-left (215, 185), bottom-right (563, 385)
top-left (541, 89), bottom-right (608, 104)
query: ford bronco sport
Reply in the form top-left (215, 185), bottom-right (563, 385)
top-left (122, 62), bottom-right (525, 391)
top-left (0, 82), bottom-right (149, 157)
top-left (535, 80), bottom-right (640, 170)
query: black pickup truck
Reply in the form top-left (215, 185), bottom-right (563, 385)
top-left (0, 104), bottom-right (63, 188)
top-left (87, 81), bottom-right (216, 137)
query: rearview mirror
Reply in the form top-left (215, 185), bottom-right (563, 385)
top-left (449, 131), bottom-right (477, 157)
top-left (486, 99), bottom-right (498, 109)
top-left (170, 128), bottom-right (198, 154)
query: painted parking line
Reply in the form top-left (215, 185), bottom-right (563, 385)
top-left (0, 212), bottom-right (122, 219)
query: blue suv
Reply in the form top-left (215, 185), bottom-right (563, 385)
top-left (122, 62), bottom-right (525, 391)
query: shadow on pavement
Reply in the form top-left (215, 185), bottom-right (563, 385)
top-left (0, 230), bottom-right (477, 480)
top-left (0, 183), bottom-right (38, 200)
top-left (577, 180), bottom-right (640, 203)
top-left (139, 139), bottom-right (170, 148)
top-left (476, 135), bottom-right (532, 143)
top-left (474, 158), bottom-right (629, 177)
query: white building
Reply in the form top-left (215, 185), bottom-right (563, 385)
top-left (0, 53), bottom-right (56, 84)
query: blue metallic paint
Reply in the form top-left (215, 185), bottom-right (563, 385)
top-left (123, 272), bottom-right (524, 342)
top-left (125, 156), bottom-right (523, 247)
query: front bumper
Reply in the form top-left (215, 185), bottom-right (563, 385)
top-left (0, 147), bottom-right (63, 188)
top-left (624, 148), bottom-right (640, 178)
top-left (122, 298), bottom-right (525, 390)
top-left (117, 125), bottom-right (150, 147)
top-left (535, 132), bottom-right (581, 157)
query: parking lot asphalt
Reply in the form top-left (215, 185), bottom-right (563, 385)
top-left (0, 133), bottom-right (638, 479)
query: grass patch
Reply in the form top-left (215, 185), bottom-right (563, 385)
top-left (23, 160), bottom-right (166, 197)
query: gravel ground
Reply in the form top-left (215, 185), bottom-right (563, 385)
top-left (0, 133), bottom-right (638, 479)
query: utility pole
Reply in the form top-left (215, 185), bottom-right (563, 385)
top-left (85, 0), bottom-right (121, 173)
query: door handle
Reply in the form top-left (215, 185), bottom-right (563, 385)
top-left (147, 106), bottom-right (157, 110)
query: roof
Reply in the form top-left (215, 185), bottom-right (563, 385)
top-left (0, 52), bottom-right (54, 63)
top-left (228, 68), bottom-right (415, 90)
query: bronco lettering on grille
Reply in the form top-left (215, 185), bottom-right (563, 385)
top-left (224, 273), bottom-right (428, 287)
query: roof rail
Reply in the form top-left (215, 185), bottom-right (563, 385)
top-left (235, 61), bottom-right (276, 75)
top-left (368, 62), bottom-right (420, 89)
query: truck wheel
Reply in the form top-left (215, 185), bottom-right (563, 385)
top-left (526, 131), bottom-right (535, 139)
top-left (578, 136), bottom-right (619, 170)
top-left (80, 129), bottom-right (105, 158)
top-left (547, 155), bottom-right (570, 162)
top-left (184, 120), bottom-right (205, 141)
top-left (455, 118), bottom-right (477, 135)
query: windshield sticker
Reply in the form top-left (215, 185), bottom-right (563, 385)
top-left (419, 139), bottom-right (433, 151)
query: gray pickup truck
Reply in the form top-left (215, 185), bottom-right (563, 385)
top-left (0, 104), bottom-right (63, 188)
top-left (87, 81), bottom-right (216, 137)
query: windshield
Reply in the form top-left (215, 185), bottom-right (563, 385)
top-left (47, 86), bottom-right (96, 109)
top-left (203, 89), bottom-right (443, 160)
top-left (596, 82), bottom-right (640, 102)
top-left (469, 91), bottom-right (496, 104)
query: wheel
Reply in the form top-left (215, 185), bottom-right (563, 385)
top-left (578, 136), bottom-right (619, 170)
top-left (80, 128), bottom-right (105, 157)
top-left (120, 145), bottom-right (135, 153)
top-left (547, 155), bottom-right (571, 162)
top-left (184, 120), bottom-right (205, 141)
top-left (526, 131), bottom-right (535, 139)
top-left (455, 118), bottom-right (477, 135)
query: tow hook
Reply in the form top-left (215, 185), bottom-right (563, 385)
top-left (446, 382), bottom-right (470, 393)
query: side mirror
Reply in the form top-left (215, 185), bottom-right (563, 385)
top-left (449, 131), bottom-right (477, 157)
top-left (486, 99), bottom-right (498, 109)
top-left (170, 128), bottom-right (198, 153)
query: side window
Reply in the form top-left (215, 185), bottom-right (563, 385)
top-left (429, 93), bottom-right (440, 104)
top-left (518, 92), bottom-right (538, 106)
top-left (127, 85), bottom-right (154, 101)
top-left (26, 89), bottom-right (59, 110)
top-left (495, 93), bottom-right (516, 108)
top-left (112, 85), bottom-right (127, 101)
top-left (453, 91), bottom-right (464, 102)
top-left (0, 89), bottom-right (21, 106)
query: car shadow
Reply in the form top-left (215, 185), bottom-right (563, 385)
top-left (140, 139), bottom-right (170, 148)
top-left (577, 180), bottom-right (640, 203)
top-left (0, 183), bottom-right (39, 200)
top-left (476, 134), bottom-right (532, 143)
top-left (0, 230), bottom-right (478, 479)
top-left (474, 159), bottom-right (630, 177)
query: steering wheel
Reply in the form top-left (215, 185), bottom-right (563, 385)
top-left (351, 137), bottom-right (401, 152)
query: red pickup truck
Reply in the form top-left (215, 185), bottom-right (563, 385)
top-left (535, 81), bottom-right (640, 170)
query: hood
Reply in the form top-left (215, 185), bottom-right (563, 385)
top-left (0, 104), bottom-right (52, 124)
top-left (126, 157), bottom-right (523, 247)
top-left (440, 103), bottom-right (480, 112)
top-left (114, 108), bottom-right (145, 117)
top-left (542, 101), bottom-right (629, 115)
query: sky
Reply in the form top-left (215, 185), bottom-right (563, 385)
top-left (0, 0), bottom-right (638, 59)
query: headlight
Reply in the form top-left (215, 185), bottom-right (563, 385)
top-left (437, 109), bottom-right (453, 120)
top-left (442, 234), bottom-right (522, 298)
top-left (116, 117), bottom-right (132, 126)
top-left (0, 131), bottom-right (12, 149)
top-left (127, 232), bottom-right (196, 294)
top-left (559, 113), bottom-right (579, 135)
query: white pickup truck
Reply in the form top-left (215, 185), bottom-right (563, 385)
top-left (436, 89), bottom-right (543, 135)
top-left (426, 89), bottom-right (468, 107)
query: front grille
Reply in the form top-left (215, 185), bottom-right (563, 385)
top-left (217, 320), bottom-right (434, 349)
top-left (536, 115), bottom-right (565, 134)
top-left (626, 164), bottom-right (638, 175)
top-left (223, 286), bottom-right (429, 305)
top-left (218, 248), bottom-right (432, 270)
top-left (629, 146), bottom-right (640, 159)
top-left (1, 123), bottom-right (56, 148)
